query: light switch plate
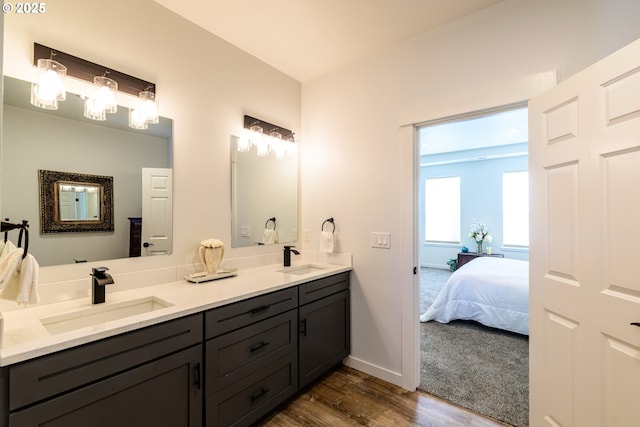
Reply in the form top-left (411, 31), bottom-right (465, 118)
top-left (371, 232), bottom-right (390, 249)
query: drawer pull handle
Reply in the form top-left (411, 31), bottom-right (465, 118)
top-left (193, 362), bottom-right (201, 390)
top-left (300, 318), bottom-right (307, 337)
top-left (250, 387), bottom-right (270, 403)
top-left (250, 305), bottom-right (270, 315)
top-left (250, 341), bottom-right (270, 353)
top-left (632, 322), bottom-right (640, 327)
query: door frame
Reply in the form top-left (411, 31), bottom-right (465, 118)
top-left (398, 70), bottom-right (558, 391)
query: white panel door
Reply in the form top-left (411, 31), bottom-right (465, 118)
top-left (141, 168), bottom-right (173, 256)
top-left (529, 38), bottom-right (640, 427)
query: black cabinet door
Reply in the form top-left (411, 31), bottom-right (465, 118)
top-left (9, 345), bottom-right (203, 427)
top-left (299, 290), bottom-right (350, 389)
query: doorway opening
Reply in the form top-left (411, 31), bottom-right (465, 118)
top-left (416, 103), bottom-right (530, 427)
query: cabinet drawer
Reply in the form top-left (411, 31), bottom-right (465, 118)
top-left (206, 354), bottom-right (297, 427)
top-left (9, 345), bottom-right (203, 427)
top-left (9, 314), bottom-right (202, 411)
top-left (299, 271), bottom-right (350, 305)
top-left (206, 309), bottom-right (297, 394)
top-left (205, 287), bottom-right (297, 339)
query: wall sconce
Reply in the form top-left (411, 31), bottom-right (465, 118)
top-left (31, 43), bottom-right (159, 128)
top-left (241, 115), bottom-right (297, 159)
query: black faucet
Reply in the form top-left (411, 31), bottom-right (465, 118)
top-left (283, 245), bottom-right (300, 267)
top-left (90, 267), bottom-right (114, 304)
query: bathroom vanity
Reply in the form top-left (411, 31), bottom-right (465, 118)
top-left (0, 266), bottom-right (350, 427)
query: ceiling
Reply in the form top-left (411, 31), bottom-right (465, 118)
top-left (154, 0), bottom-right (506, 82)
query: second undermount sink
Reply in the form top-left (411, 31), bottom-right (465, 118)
top-left (278, 264), bottom-right (327, 275)
top-left (40, 296), bottom-right (174, 335)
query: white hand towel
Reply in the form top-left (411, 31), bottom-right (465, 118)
top-left (0, 248), bottom-right (40, 304)
top-left (319, 231), bottom-right (334, 253)
top-left (0, 240), bottom-right (17, 260)
top-left (263, 229), bottom-right (278, 245)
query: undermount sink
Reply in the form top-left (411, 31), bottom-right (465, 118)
top-left (278, 264), bottom-right (327, 275)
top-left (40, 296), bottom-right (174, 335)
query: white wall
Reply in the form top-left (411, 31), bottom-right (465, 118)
top-left (2, 0), bottom-right (301, 281)
top-left (300, 0), bottom-right (640, 386)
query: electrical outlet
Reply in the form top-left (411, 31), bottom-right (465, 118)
top-left (371, 232), bottom-right (390, 249)
top-left (304, 228), bottom-right (311, 242)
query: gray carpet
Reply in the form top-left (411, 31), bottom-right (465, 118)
top-left (419, 268), bottom-right (529, 427)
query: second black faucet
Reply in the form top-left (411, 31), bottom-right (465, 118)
top-left (90, 267), bottom-right (114, 304)
top-left (283, 245), bottom-right (300, 267)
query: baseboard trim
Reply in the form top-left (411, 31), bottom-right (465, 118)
top-left (421, 263), bottom-right (450, 270)
top-left (344, 356), bottom-right (403, 387)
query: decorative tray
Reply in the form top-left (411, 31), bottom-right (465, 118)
top-left (184, 269), bottom-right (237, 283)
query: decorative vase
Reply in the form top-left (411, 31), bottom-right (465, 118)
top-left (199, 245), bottom-right (224, 275)
top-left (477, 242), bottom-right (483, 254)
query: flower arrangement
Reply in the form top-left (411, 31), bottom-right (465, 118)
top-left (200, 238), bottom-right (224, 248)
top-left (468, 219), bottom-right (492, 253)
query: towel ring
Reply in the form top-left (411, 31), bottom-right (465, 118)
top-left (321, 218), bottom-right (335, 233)
top-left (265, 217), bottom-right (277, 230)
top-left (1, 219), bottom-right (29, 259)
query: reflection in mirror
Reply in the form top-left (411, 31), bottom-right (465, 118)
top-left (39, 169), bottom-right (113, 233)
top-left (231, 135), bottom-right (298, 247)
top-left (1, 76), bottom-right (173, 266)
top-left (58, 183), bottom-right (102, 221)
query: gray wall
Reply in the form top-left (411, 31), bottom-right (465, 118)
top-left (2, 105), bottom-right (170, 265)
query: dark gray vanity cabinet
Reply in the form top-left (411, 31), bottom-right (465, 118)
top-left (298, 272), bottom-right (351, 389)
top-left (3, 314), bottom-right (203, 427)
top-left (0, 270), bottom-right (351, 427)
top-left (204, 287), bottom-right (299, 427)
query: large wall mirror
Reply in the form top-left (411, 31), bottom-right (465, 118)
top-left (231, 135), bottom-right (298, 247)
top-left (1, 76), bottom-right (174, 266)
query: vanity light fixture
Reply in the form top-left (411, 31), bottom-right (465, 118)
top-left (241, 115), bottom-right (297, 159)
top-left (31, 43), bottom-right (159, 128)
top-left (30, 52), bottom-right (67, 110)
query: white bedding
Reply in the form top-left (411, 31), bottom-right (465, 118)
top-left (420, 257), bottom-right (529, 335)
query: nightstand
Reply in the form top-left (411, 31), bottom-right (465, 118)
top-left (457, 252), bottom-right (504, 269)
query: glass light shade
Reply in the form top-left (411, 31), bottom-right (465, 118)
top-left (237, 134), bottom-right (251, 152)
top-left (93, 76), bottom-right (118, 114)
top-left (249, 125), bottom-right (264, 148)
top-left (269, 130), bottom-right (282, 140)
top-left (256, 139), bottom-right (270, 157)
top-left (84, 97), bottom-right (106, 121)
top-left (138, 90), bottom-right (159, 124)
top-left (129, 107), bottom-right (148, 130)
top-left (30, 58), bottom-right (67, 110)
top-left (272, 139), bottom-right (286, 160)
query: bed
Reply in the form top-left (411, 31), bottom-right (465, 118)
top-left (420, 256), bottom-right (529, 335)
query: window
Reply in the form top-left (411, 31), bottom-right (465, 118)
top-left (425, 176), bottom-right (460, 243)
top-left (503, 171), bottom-right (529, 246)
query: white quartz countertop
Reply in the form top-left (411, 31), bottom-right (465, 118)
top-left (0, 262), bottom-right (352, 366)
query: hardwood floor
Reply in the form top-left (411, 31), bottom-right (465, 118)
top-left (258, 366), bottom-right (510, 427)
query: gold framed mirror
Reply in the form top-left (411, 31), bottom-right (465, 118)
top-left (39, 169), bottom-right (114, 233)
